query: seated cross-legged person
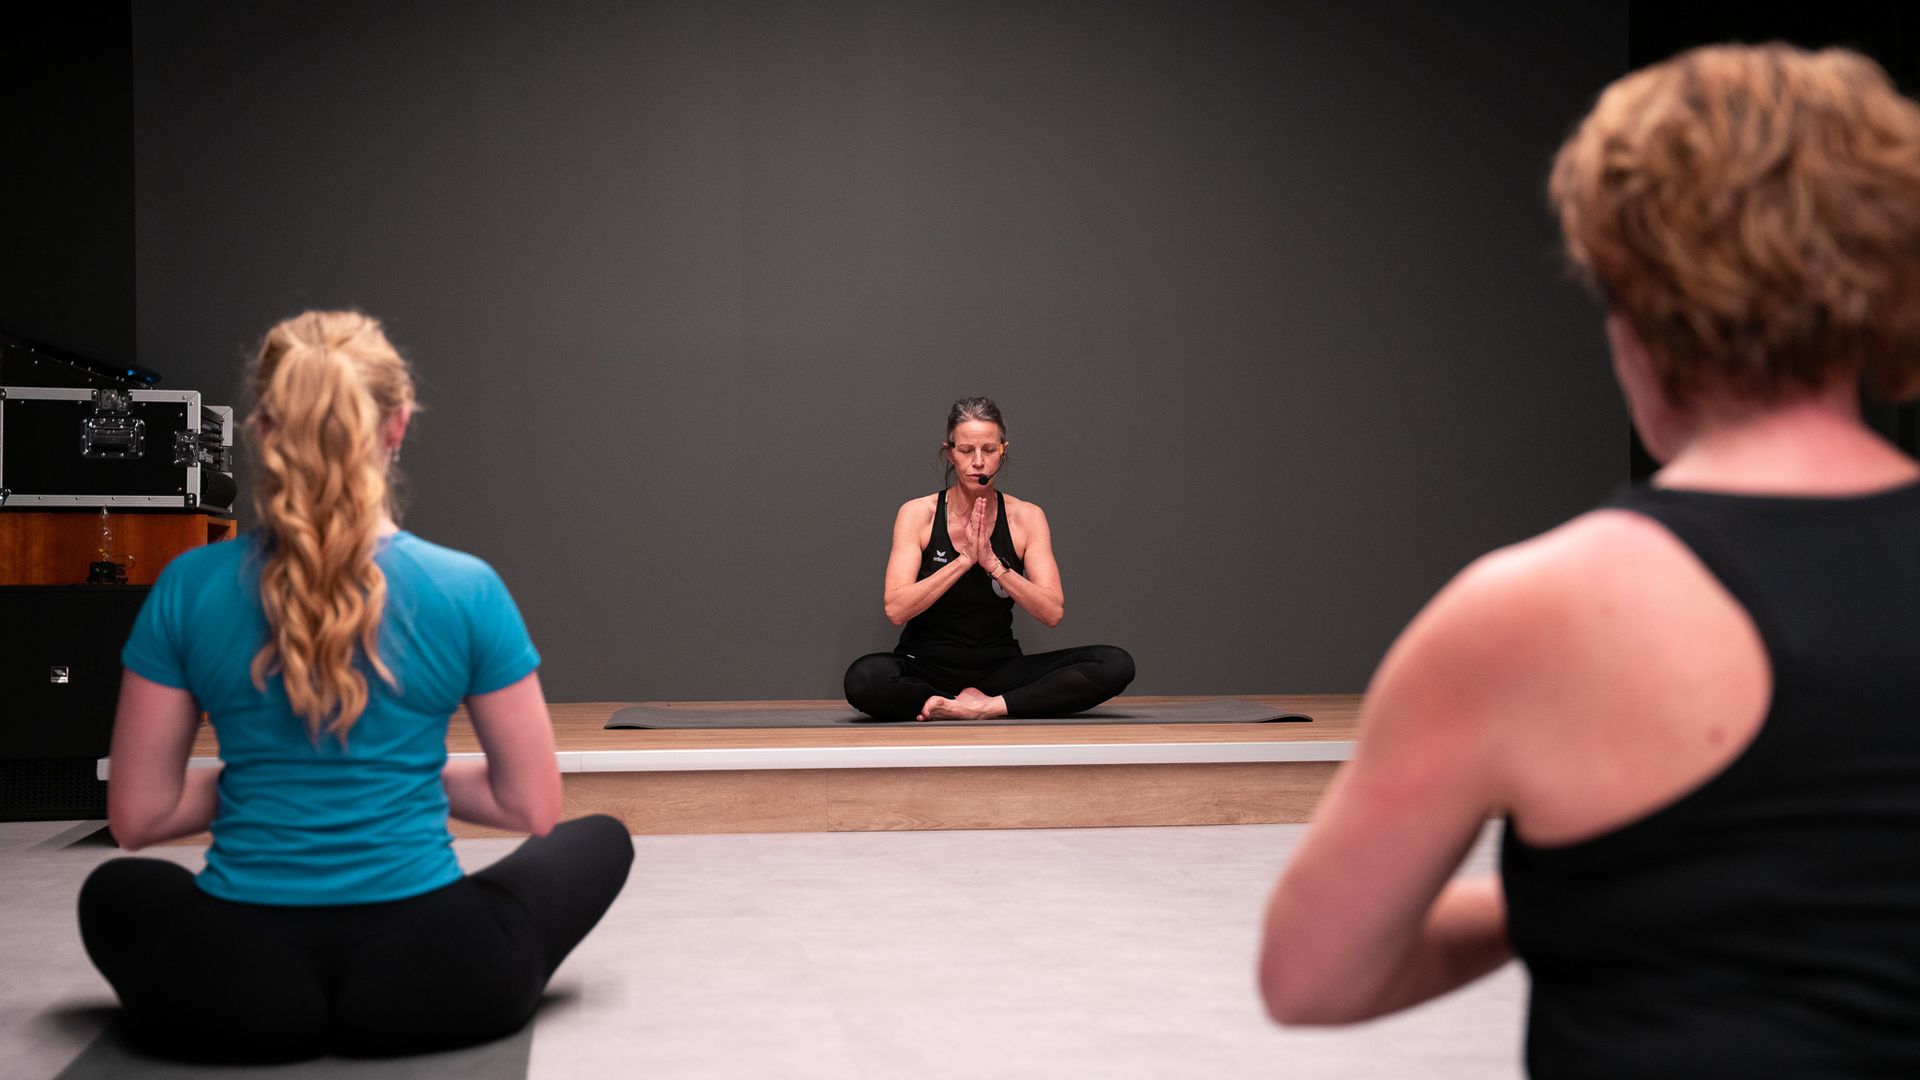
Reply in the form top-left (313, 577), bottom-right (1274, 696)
top-left (1259, 44), bottom-right (1920, 1077)
top-left (844, 396), bottom-right (1135, 722)
top-left (78, 310), bottom-right (633, 1063)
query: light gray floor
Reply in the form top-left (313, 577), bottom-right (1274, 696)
top-left (3, 820), bottom-right (1525, 1080)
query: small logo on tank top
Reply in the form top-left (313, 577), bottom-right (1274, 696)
top-left (933, 549), bottom-right (949, 564)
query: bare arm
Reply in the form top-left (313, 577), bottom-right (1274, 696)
top-left (444, 671), bottom-right (561, 835)
top-left (979, 500), bottom-right (1065, 627)
top-left (1259, 555), bottom-right (1524, 1024)
top-left (882, 497), bottom-right (975, 625)
top-left (107, 672), bottom-right (221, 850)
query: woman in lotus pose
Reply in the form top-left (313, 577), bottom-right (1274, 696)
top-left (1259, 44), bottom-right (1920, 1076)
top-left (79, 311), bottom-right (632, 1063)
top-left (845, 396), bottom-right (1134, 722)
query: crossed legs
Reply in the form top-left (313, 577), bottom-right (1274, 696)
top-left (77, 814), bottom-right (634, 1063)
top-left (844, 645), bottom-right (1136, 722)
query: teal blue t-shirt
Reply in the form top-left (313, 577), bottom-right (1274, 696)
top-left (120, 532), bottom-right (541, 905)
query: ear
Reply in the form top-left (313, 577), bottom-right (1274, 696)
top-left (383, 404), bottom-right (413, 452)
top-left (1605, 313), bottom-right (1686, 463)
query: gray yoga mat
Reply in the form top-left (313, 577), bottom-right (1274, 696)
top-left (605, 699), bottom-right (1311, 729)
top-left (55, 1020), bottom-right (533, 1080)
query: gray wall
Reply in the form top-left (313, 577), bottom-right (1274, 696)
top-left (133, 1), bottom-right (1627, 700)
top-left (2, 6), bottom-right (134, 363)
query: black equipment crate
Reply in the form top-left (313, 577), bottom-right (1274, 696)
top-left (0, 386), bottom-right (235, 510)
top-left (0, 584), bottom-right (151, 821)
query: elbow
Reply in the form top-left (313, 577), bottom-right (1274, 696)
top-left (1257, 933), bottom-right (1377, 1026)
top-left (106, 812), bottom-right (151, 852)
top-left (883, 602), bottom-right (909, 627)
top-left (523, 788), bottom-right (563, 837)
top-left (525, 807), bottom-right (558, 837)
top-left (1260, 963), bottom-right (1362, 1027)
top-left (1260, 977), bottom-right (1323, 1026)
top-left (106, 793), bottom-right (152, 851)
top-left (108, 824), bottom-right (151, 852)
top-left (1258, 878), bottom-right (1411, 1026)
top-left (1041, 604), bottom-right (1064, 629)
top-left (499, 777), bottom-right (562, 837)
top-left (510, 799), bottom-right (559, 837)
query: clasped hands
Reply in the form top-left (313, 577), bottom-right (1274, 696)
top-left (950, 496), bottom-right (1006, 577)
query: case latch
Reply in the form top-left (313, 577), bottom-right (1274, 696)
top-left (80, 389), bottom-right (147, 459)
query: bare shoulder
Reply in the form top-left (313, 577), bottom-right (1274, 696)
top-left (1382, 508), bottom-right (1767, 830)
top-left (1000, 492), bottom-right (1047, 526)
top-left (895, 494), bottom-right (939, 526)
top-left (1411, 509), bottom-right (1705, 677)
top-left (1458, 509), bottom-right (1681, 602)
top-left (1363, 508), bottom-right (1723, 750)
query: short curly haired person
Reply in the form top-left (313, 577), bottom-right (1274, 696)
top-left (1261, 43), bottom-right (1920, 1077)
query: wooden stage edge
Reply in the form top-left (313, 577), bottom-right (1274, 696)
top-left (124, 694), bottom-right (1363, 838)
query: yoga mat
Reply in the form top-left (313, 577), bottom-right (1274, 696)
top-left (55, 1020), bottom-right (533, 1080)
top-left (605, 699), bottom-right (1311, 729)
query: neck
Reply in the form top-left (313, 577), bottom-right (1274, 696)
top-left (1656, 386), bottom-right (1919, 495)
top-left (948, 483), bottom-right (992, 514)
top-left (375, 512), bottom-right (399, 538)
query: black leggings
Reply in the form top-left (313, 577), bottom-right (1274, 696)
top-left (844, 645), bottom-right (1135, 721)
top-left (77, 814), bottom-right (633, 1064)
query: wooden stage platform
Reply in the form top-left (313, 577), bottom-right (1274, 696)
top-left (116, 695), bottom-right (1362, 836)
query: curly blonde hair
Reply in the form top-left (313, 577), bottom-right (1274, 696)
top-left (247, 311), bottom-right (414, 741)
top-left (1550, 43), bottom-right (1920, 406)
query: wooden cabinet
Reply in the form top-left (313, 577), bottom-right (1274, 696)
top-left (0, 510), bottom-right (237, 585)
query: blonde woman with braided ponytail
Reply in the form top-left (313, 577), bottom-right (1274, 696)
top-left (251, 311), bottom-right (408, 741)
top-left (80, 311), bottom-right (631, 1064)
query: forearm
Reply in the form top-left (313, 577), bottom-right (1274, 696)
top-left (442, 758), bottom-right (553, 833)
top-left (982, 561), bottom-right (1063, 627)
top-left (1282, 875), bottom-right (1511, 1024)
top-left (1371, 876), bottom-right (1512, 1015)
top-left (884, 556), bottom-right (974, 624)
top-left (111, 766), bottom-right (221, 849)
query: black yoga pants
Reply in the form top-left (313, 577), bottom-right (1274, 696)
top-left (77, 814), bottom-right (634, 1064)
top-left (844, 645), bottom-right (1135, 721)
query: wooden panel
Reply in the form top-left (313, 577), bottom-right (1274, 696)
top-left (445, 771), bottom-right (834, 837)
top-left (822, 761), bottom-right (1339, 831)
top-left (446, 761), bottom-right (1339, 835)
top-left (0, 510), bottom-right (235, 584)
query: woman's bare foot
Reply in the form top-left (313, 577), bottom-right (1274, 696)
top-left (919, 689), bottom-right (1010, 721)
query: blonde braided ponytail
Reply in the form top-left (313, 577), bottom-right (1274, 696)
top-left (247, 311), bottom-right (414, 741)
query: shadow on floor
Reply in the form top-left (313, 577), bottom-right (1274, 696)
top-left (33, 823), bottom-right (117, 850)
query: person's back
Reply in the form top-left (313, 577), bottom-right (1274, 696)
top-left (82, 310), bottom-right (632, 1063)
top-left (1259, 43), bottom-right (1920, 1075)
top-left (1503, 480), bottom-right (1920, 1076)
top-left (129, 530), bottom-right (536, 903)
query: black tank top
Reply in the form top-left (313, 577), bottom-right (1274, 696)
top-left (1502, 480), bottom-right (1920, 1078)
top-left (896, 490), bottom-right (1025, 665)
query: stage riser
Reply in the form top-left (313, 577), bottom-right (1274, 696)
top-left (449, 761), bottom-right (1342, 836)
top-left (140, 696), bottom-right (1363, 842)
